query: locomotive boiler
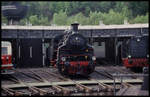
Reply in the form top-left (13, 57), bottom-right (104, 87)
top-left (51, 23), bottom-right (96, 76)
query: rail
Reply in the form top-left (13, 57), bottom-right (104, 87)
top-left (112, 73), bottom-right (149, 96)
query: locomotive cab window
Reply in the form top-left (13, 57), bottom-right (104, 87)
top-left (1, 47), bottom-right (8, 55)
top-left (1, 41), bottom-right (12, 55)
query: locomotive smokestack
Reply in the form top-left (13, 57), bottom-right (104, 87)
top-left (71, 22), bottom-right (79, 32)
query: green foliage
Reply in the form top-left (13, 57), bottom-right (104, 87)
top-left (2, 1), bottom-right (149, 25)
top-left (128, 1), bottom-right (149, 17)
top-left (89, 11), bottom-right (103, 25)
top-left (29, 15), bottom-right (39, 25)
top-left (102, 9), bottom-right (126, 25)
top-left (114, 2), bottom-right (126, 12)
top-left (121, 6), bottom-right (132, 19)
top-left (20, 15), bottom-right (50, 26)
top-left (19, 18), bottom-right (27, 25)
top-left (96, 2), bottom-right (114, 13)
top-left (129, 13), bottom-right (149, 24)
top-left (67, 12), bottom-right (89, 25)
top-left (1, 15), bottom-right (8, 25)
top-left (39, 16), bottom-right (50, 26)
top-left (52, 10), bottom-right (68, 25)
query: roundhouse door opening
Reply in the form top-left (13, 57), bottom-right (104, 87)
top-left (18, 39), bottom-right (42, 68)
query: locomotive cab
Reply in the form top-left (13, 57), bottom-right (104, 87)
top-left (1, 41), bottom-right (14, 74)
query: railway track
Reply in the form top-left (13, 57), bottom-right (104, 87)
top-left (1, 66), bottom-right (145, 96)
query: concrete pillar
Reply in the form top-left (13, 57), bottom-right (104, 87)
top-left (114, 37), bottom-right (118, 65)
top-left (50, 39), bottom-right (54, 66)
top-left (124, 19), bottom-right (128, 25)
top-left (8, 19), bottom-right (13, 25)
top-left (99, 20), bottom-right (105, 26)
top-left (42, 39), bottom-right (45, 67)
top-left (8, 19), bottom-right (19, 25)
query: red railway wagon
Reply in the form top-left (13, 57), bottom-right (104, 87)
top-left (1, 41), bottom-right (14, 74)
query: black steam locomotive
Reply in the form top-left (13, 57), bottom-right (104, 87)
top-left (121, 36), bottom-right (149, 71)
top-left (51, 23), bottom-right (96, 76)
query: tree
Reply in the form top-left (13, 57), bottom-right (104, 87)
top-left (128, 1), bottom-right (149, 17)
top-left (39, 15), bottom-right (50, 26)
top-left (19, 18), bottom-right (27, 25)
top-left (2, 15), bottom-right (8, 25)
top-left (2, 1), bottom-right (148, 25)
top-left (67, 12), bottom-right (89, 25)
top-left (129, 13), bottom-right (148, 24)
top-left (52, 10), bottom-right (68, 25)
top-left (114, 2), bottom-right (126, 12)
top-left (121, 6), bottom-right (132, 20)
top-left (89, 11), bottom-right (103, 25)
top-left (102, 9), bottom-right (126, 25)
top-left (29, 15), bottom-right (39, 25)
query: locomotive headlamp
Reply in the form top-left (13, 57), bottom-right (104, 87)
top-left (6, 56), bottom-right (9, 59)
top-left (75, 37), bottom-right (79, 40)
top-left (86, 49), bottom-right (88, 52)
top-left (1, 56), bottom-right (4, 59)
top-left (85, 56), bottom-right (88, 59)
top-left (137, 38), bottom-right (140, 42)
top-left (147, 54), bottom-right (149, 58)
top-left (61, 57), bottom-right (66, 61)
top-left (128, 55), bottom-right (131, 58)
top-left (92, 56), bottom-right (96, 61)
